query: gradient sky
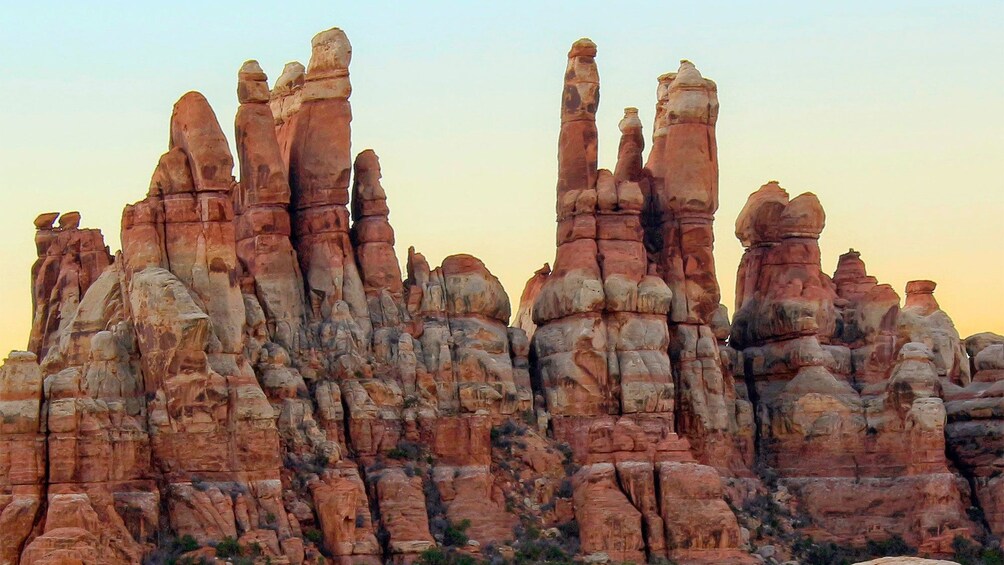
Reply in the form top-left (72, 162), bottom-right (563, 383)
top-left (2, 1), bottom-right (1002, 357)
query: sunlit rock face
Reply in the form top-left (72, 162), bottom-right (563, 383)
top-left (526, 40), bottom-right (753, 565)
top-left (731, 182), bottom-right (978, 553)
top-left (2, 24), bottom-right (1001, 565)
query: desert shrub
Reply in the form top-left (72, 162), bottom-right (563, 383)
top-left (303, 528), bottom-right (323, 544)
top-left (519, 410), bottom-right (536, 426)
top-left (365, 458), bottom-right (387, 477)
top-left (968, 506), bottom-right (988, 523)
top-left (795, 535), bottom-right (915, 565)
top-left (143, 533), bottom-right (207, 565)
top-left (490, 420), bottom-right (527, 450)
top-left (556, 443), bottom-right (573, 462)
top-left (444, 519), bottom-right (472, 546)
top-left (556, 520), bottom-right (578, 539)
top-left (865, 535), bottom-right (913, 557)
top-left (164, 557), bottom-right (211, 565)
top-left (215, 536), bottom-right (242, 558)
top-left (513, 539), bottom-right (575, 564)
top-left (954, 535), bottom-right (1004, 565)
top-left (388, 440), bottom-right (424, 461)
top-left (742, 493), bottom-right (786, 532)
top-left (176, 535), bottom-right (199, 553)
top-left (556, 443), bottom-right (579, 476)
top-left (423, 473), bottom-right (448, 538)
top-left (415, 547), bottom-right (483, 565)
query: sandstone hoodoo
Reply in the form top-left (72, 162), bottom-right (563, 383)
top-left (1, 26), bottom-right (1001, 565)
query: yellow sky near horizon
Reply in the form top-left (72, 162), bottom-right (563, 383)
top-left (1, 2), bottom-right (1002, 359)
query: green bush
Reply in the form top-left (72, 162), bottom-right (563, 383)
top-left (215, 536), bottom-right (242, 559)
top-left (415, 547), bottom-right (483, 565)
top-left (866, 535), bottom-right (912, 557)
top-left (175, 535), bottom-right (199, 553)
top-left (303, 528), bottom-right (323, 544)
top-left (513, 539), bottom-right (575, 564)
top-left (954, 535), bottom-right (1004, 565)
top-left (490, 420), bottom-right (528, 450)
top-left (795, 535), bottom-right (915, 565)
top-left (388, 440), bottom-right (425, 461)
top-left (444, 519), bottom-right (472, 546)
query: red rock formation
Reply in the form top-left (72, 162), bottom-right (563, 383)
top-left (645, 62), bottom-right (720, 325)
top-left (733, 182), bottom-right (976, 551)
top-left (279, 28), bottom-right (369, 336)
top-left (945, 332), bottom-right (1004, 539)
top-left (234, 59), bottom-right (305, 351)
top-left (899, 280), bottom-right (970, 385)
top-left (29, 212), bottom-right (112, 360)
top-left (3, 24), bottom-right (1003, 565)
top-left (526, 40), bottom-right (752, 564)
top-left (831, 249), bottom-right (901, 385)
top-left (732, 182), bottom-right (835, 349)
top-left (351, 149), bottom-right (403, 300)
top-left (0, 352), bottom-right (45, 564)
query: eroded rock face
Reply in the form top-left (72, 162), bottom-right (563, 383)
top-left (945, 331), bottom-right (1004, 539)
top-left (899, 281), bottom-right (970, 385)
top-left (234, 59), bottom-right (305, 351)
top-left (732, 182), bottom-right (979, 552)
top-left (831, 249), bottom-right (901, 385)
top-left (0, 352), bottom-right (45, 564)
top-left (29, 212), bottom-right (112, 360)
top-left (526, 41), bottom-right (752, 564)
top-left (3, 24), bottom-right (1002, 565)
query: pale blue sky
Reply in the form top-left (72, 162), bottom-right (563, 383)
top-left (1, 1), bottom-right (1002, 354)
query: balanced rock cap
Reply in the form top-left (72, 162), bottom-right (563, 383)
top-left (308, 27), bottom-right (351, 78)
top-left (303, 28), bottom-right (351, 101)
top-left (568, 37), bottom-right (597, 58)
top-left (34, 212), bottom-right (60, 229)
top-left (237, 60), bottom-right (270, 104)
top-left (273, 61), bottom-right (305, 96)
top-left (619, 107), bottom-right (642, 132)
top-left (57, 211), bottom-right (81, 230)
top-left (665, 60), bottom-right (718, 125)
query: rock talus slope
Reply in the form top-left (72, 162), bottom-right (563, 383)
top-left (1, 25), bottom-right (1002, 565)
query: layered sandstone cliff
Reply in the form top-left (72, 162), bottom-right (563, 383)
top-left (1, 25), bottom-right (1001, 565)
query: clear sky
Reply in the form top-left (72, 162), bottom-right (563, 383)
top-left (1, 1), bottom-right (1002, 356)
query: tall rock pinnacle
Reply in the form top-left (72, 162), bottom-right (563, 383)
top-left (525, 39), bottom-right (752, 564)
top-left (646, 61), bottom-right (721, 324)
top-left (275, 27), bottom-right (370, 334)
top-left (234, 59), bottom-right (305, 349)
top-left (557, 38), bottom-right (599, 203)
